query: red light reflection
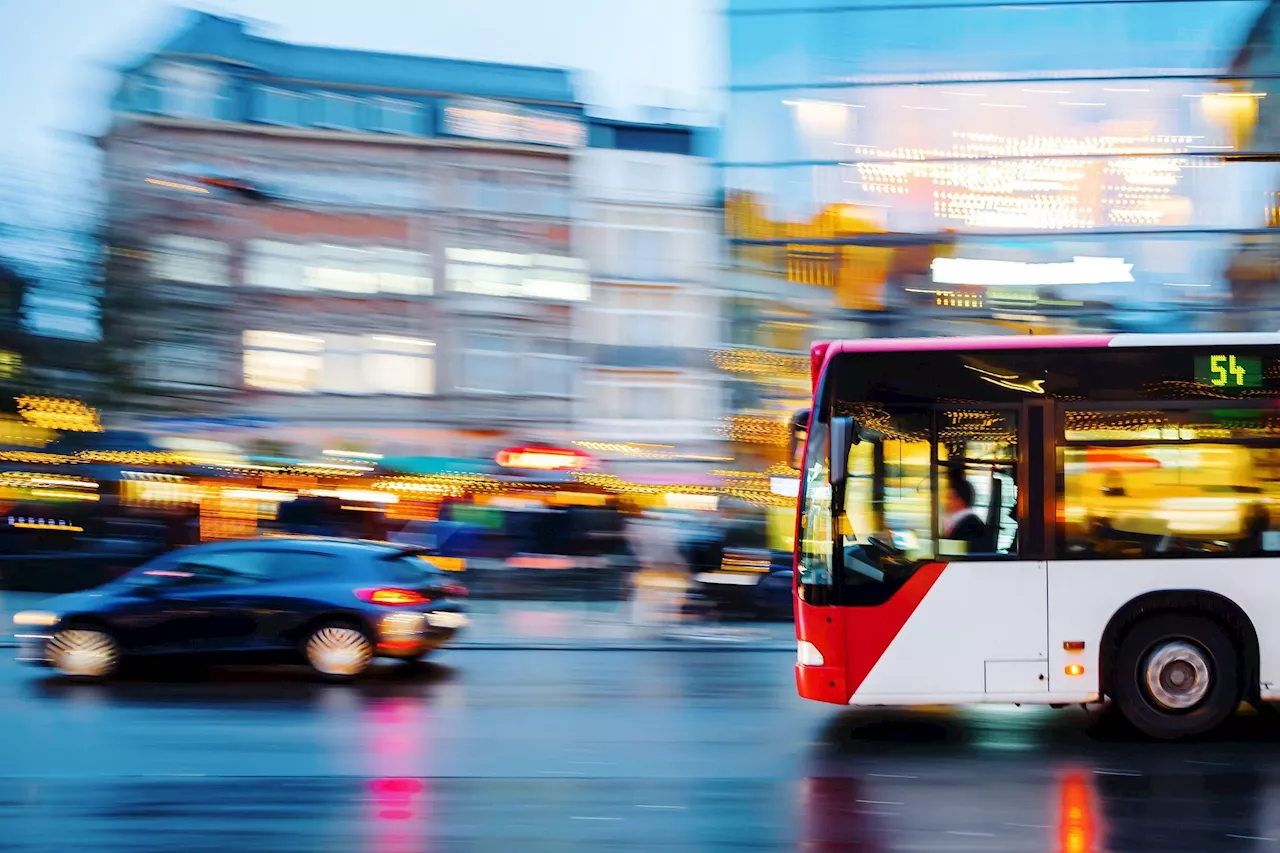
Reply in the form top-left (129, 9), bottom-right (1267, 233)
top-left (1057, 770), bottom-right (1103, 853)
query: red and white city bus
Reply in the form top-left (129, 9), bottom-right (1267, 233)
top-left (789, 333), bottom-right (1280, 738)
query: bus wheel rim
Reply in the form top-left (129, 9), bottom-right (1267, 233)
top-left (306, 627), bottom-right (372, 676)
top-left (1144, 641), bottom-right (1211, 711)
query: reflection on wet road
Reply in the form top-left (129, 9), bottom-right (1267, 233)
top-left (5, 650), bottom-right (1280, 850)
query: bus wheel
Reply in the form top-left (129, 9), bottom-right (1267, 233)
top-left (1114, 614), bottom-right (1239, 740)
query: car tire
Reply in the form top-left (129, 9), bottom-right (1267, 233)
top-left (1113, 613), bottom-right (1240, 740)
top-left (302, 621), bottom-right (374, 681)
top-left (48, 626), bottom-right (121, 679)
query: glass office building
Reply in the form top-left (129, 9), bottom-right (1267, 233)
top-left (723, 0), bottom-right (1278, 338)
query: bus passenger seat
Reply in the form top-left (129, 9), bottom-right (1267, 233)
top-left (978, 474), bottom-right (1003, 554)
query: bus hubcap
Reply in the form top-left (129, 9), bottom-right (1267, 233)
top-left (1144, 641), bottom-right (1211, 710)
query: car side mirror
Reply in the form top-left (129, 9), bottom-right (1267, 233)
top-left (828, 416), bottom-right (859, 488)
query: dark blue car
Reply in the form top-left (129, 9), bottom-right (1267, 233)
top-left (12, 537), bottom-right (468, 680)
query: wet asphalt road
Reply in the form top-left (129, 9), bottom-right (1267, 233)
top-left (5, 649), bottom-right (1280, 851)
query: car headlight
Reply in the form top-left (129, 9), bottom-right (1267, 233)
top-left (13, 611), bottom-right (60, 628)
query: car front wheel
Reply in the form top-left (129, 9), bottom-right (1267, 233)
top-left (48, 627), bottom-right (121, 679)
top-left (303, 622), bottom-right (374, 681)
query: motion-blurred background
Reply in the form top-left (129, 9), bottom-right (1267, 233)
top-left (0, 0), bottom-right (1277, 600)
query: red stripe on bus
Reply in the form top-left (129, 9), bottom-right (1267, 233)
top-left (847, 561), bottom-right (948, 695)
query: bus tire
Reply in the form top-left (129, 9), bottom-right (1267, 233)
top-left (1114, 613), bottom-right (1239, 740)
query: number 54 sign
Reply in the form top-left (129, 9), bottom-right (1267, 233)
top-left (1196, 354), bottom-right (1262, 389)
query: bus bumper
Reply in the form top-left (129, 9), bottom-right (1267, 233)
top-left (795, 663), bottom-right (848, 705)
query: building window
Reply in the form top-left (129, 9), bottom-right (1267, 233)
top-left (244, 331), bottom-right (433, 395)
top-left (318, 93), bottom-right (360, 130)
top-left (253, 87), bottom-right (307, 125)
top-left (151, 235), bottom-right (229, 286)
top-left (365, 336), bottom-right (435, 395)
top-left (373, 248), bottom-right (433, 295)
top-left (625, 386), bottom-right (672, 420)
top-left (307, 244), bottom-right (378, 294)
top-left (157, 63), bottom-right (225, 120)
top-left (446, 248), bottom-right (589, 301)
top-left (375, 98), bottom-right (419, 134)
top-left (462, 334), bottom-right (515, 394)
top-left (245, 240), bottom-right (307, 291)
top-left (243, 331), bottom-right (324, 393)
top-left (461, 334), bottom-right (572, 397)
top-left (625, 230), bottom-right (668, 280)
top-left (530, 338), bottom-right (574, 396)
top-left (244, 242), bottom-right (431, 295)
top-left (145, 343), bottom-right (224, 389)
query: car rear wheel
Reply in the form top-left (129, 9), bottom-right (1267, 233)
top-left (1113, 613), bottom-right (1240, 740)
top-left (49, 627), bottom-right (121, 679)
top-left (303, 622), bottom-right (374, 681)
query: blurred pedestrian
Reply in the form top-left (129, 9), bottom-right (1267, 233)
top-left (626, 510), bottom-right (691, 635)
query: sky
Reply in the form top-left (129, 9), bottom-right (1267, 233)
top-left (0, 0), bottom-right (723, 204)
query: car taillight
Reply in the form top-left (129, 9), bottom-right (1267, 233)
top-left (440, 583), bottom-right (468, 598)
top-left (356, 588), bottom-right (429, 606)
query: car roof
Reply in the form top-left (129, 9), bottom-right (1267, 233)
top-left (190, 536), bottom-right (411, 557)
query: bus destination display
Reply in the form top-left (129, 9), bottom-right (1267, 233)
top-left (1194, 354), bottom-right (1263, 389)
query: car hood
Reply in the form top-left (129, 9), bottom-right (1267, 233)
top-left (43, 587), bottom-right (117, 615)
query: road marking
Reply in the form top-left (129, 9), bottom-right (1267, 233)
top-left (636, 805), bottom-right (686, 810)
top-left (1006, 823), bottom-right (1051, 829)
top-left (1093, 768), bottom-right (1142, 777)
top-left (857, 799), bottom-right (905, 806)
top-left (537, 770), bottom-right (586, 776)
top-left (571, 816), bottom-right (622, 821)
top-left (1187, 760), bottom-right (1231, 767)
top-left (869, 773), bottom-right (918, 779)
top-left (1226, 835), bottom-right (1276, 842)
top-left (946, 830), bottom-right (996, 837)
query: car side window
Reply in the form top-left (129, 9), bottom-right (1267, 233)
top-left (171, 551), bottom-right (269, 587)
top-left (262, 551), bottom-right (341, 581)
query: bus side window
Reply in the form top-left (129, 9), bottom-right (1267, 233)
top-left (937, 410), bottom-right (1019, 558)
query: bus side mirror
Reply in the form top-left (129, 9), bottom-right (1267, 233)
top-left (828, 416), bottom-right (858, 487)
top-left (787, 408), bottom-right (811, 470)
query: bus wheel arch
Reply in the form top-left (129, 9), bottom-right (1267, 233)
top-left (1099, 591), bottom-right (1259, 736)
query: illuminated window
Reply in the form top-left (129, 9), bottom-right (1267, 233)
top-left (446, 248), bottom-right (588, 301)
top-left (151, 235), bottom-right (229, 286)
top-left (1060, 408), bottom-right (1280, 559)
top-left (307, 244), bottom-right (378, 294)
top-left (373, 248), bottom-right (432, 295)
top-left (157, 63), bottom-right (224, 120)
top-left (374, 98), bottom-right (419, 134)
top-left (253, 87), bottom-right (307, 125)
top-left (246, 243), bottom-right (429, 295)
top-left (317, 93), bottom-right (360, 130)
top-left (243, 331), bottom-right (324, 393)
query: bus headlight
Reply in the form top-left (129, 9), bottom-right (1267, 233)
top-left (797, 640), bottom-right (825, 667)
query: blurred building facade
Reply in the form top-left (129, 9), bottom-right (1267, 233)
top-left (720, 0), bottom-right (1280, 467)
top-left (573, 117), bottom-right (726, 470)
top-left (100, 11), bottom-right (587, 457)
